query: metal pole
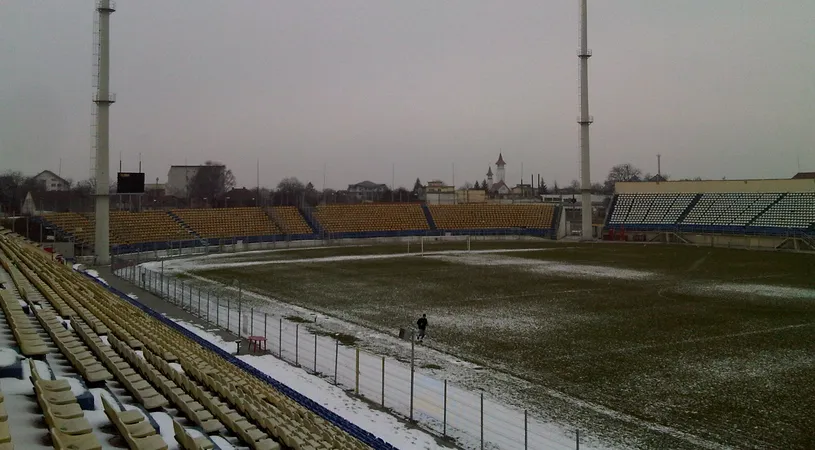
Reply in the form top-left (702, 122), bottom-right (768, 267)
top-left (227, 296), bottom-right (231, 332)
top-left (279, 318), bottom-right (283, 358)
top-left (443, 380), bottom-right (448, 436)
top-left (410, 333), bottom-right (415, 421)
top-left (576, 429), bottom-right (580, 450)
top-left (207, 290), bottom-right (210, 323)
top-left (334, 340), bottom-right (339, 384)
top-left (355, 347), bottom-right (360, 395)
top-left (524, 409), bottom-right (528, 450)
top-left (295, 324), bottom-right (300, 366)
top-left (250, 307), bottom-right (254, 335)
top-left (216, 295), bottom-right (220, 327)
top-left (381, 356), bottom-right (385, 407)
top-left (264, 313), bottom-right (267, 340)
top-left (481, 392), bottom-right (484, 450)
top-left (313, 334), bottom-right (317, 373)
top-left (238, 290), bottom-right (242, 337)
top-left (197, 289), bottom-right (201, 316)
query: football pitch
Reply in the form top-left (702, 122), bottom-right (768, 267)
top-left (187, 240), bottom-right (815, 449)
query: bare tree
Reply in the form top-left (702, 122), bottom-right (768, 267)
top-left (188, 161), bottom-right (235, 202)
top-left (276, 177), bottom-right (305, 206)
top-left (604, 163), bottom-right (643, 193)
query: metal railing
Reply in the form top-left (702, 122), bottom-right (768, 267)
top-left (113, 258), bottom-right (584, 450)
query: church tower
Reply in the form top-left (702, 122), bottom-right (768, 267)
top-left (496, 153), bottom-right (506, 183)
top-left (486, 166), bottom-right (493, 187)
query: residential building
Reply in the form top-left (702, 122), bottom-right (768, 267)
top-left (347, 181), bottom-right (388, 201)
top-left (33, 170), bottom-right (70, 191)
top-left (425, 180), bottom-right (455, 204)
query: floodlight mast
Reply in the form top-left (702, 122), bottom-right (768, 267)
top-left (578, 0), bottom-right (593, 240)
top-left (93, 0), bottom-right (116, 264)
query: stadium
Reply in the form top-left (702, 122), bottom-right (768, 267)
top-left (1, 1), bottom-right (814, 450)
top-left (2, 176), bottom-right (814, 449)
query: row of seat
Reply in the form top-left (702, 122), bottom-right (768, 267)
top-left (428, 204), bottom-right (555, 230)
top-left (0, 391), bottom-right (10, 449)
top-left (269, 206), bottom-right (313, 235)
top-left (0, 287), bottom-right (48, 356)
top-left (608, 192), bottom-right (815, 230)
top-left (30, 359), bottom-right (102, 449)
top-left (172, 207), bottom-right (281, 239)
top-left (1, 229), bottom-right (373, 449)
top-left (313, 204), bottom-right (429, 233)
top-left (40, 203), bottom-right (559, 247)
top-left (0, 234), bottom-right (196, 449)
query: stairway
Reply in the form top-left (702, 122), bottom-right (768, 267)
top-left (745, 193), bottom-right (786, 227)
top-left (166, 211), bottom-right (206, 245)
top-left (297, 205), bottom-right (323, 235)
top-left (264, 208), bottom-right (287, 235)
top-left (420, 204), bottom-right (437, 230)
top-left (675, 194), bottom-right (702, 224)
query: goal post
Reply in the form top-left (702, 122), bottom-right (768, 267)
top-left (418, 234), bottom-right (472, 256)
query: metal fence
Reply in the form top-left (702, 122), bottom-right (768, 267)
top-left (113, 258), bottom-right (584, 450)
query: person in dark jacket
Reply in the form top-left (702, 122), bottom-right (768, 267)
top-left (416, 314), bottom-right (428, 342)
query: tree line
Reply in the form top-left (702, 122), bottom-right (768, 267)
top-left (1, 161), bottom-right (701, 214)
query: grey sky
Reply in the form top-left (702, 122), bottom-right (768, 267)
top-left (1, 1), bottom-right (813, 190)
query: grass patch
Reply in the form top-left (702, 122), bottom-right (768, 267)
top-left (193, 242), bottom-right (815, 449)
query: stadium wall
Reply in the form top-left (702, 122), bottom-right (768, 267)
top-left (616, 178), bottom-right (815, 194)
top-left (641, 231), bottom-right (789, 250)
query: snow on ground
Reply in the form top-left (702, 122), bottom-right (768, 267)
top-left (171, 319), bottom-right (238, 354)
top-left (429, 253), bottom-right (656, 280)
top-left (175, 318), bottom-right (448, 450)
top-left (0, 347), bottom-right (19, 366)
top-left (140, 247), bottom-right (564, 274)
top-left (84, 268), bottom-right (109, 285)
top-left (123, 251), bottom-right (608, 450)
top-left (126, 292), bottom-right (139, 300)
top-left (680, 282), bottom-right (815, 300)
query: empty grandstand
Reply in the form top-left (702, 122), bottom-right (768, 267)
top-left (606, 179), bottom-right (815, 248)
top-left (313, 204), bottom-right (430, 236)
top-left (269, 206), bottom-right (313, 236)
top-left (172, 207), bottom-right (281, 239)
top-left (0, 227), bottom-right (396, 449)
top-left (429, 204), bottom-right (556, 233)
top-left (110, 210), bottom-right (192, 245)
top-left (41, 212), bottom-right (99, 246)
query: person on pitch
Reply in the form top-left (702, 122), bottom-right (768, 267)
top-left (416, 314), bottom-right (428, 342)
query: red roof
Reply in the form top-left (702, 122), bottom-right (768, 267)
top-left (496, 153), bottom-right (506, 166)
top-left (792, 172), bottom-right (815, 179)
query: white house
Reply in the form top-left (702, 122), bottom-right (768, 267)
top-left (347, 181), bottom-right (388, 201)
top-left (33, 170), bottom-right (70, 191)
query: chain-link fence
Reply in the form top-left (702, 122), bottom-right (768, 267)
top-left (113, 257), bottom-right (584, 450)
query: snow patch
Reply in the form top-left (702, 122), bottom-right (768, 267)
top-left (0, 348), bottom-right (20, 367)
top-left (171, 318), bottom-right (444, 449)
top-left (680, 282), bottom-right (815, 300)
top-left (141, 247), bottom-right (560, 274)
top-left (126, 292), bottom-right (139, 300)
top-left (84, 269), bottom-right (109, 285)
top-left (430, 253), bottom-right (656, 280)
top-left (170, 319), bottom-right (238, 354)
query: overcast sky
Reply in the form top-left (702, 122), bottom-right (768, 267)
top-left (1, 1), bottom-right (813, 190)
